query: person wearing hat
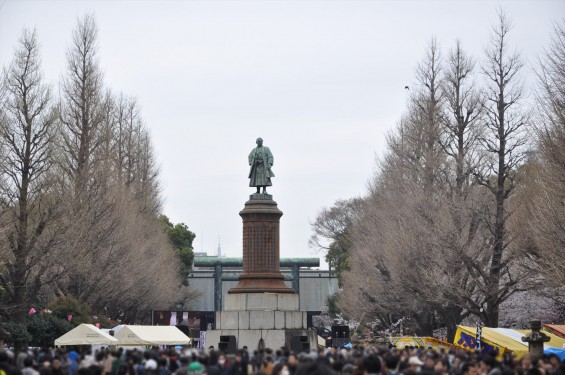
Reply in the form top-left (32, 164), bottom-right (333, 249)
top-left (408, 356), bottom-right (424, 371)
top-left (187, 362), bottom-right (204, 375)
top-left (145, 357), bottom-right (158, 375)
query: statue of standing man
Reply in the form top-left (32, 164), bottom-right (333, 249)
top-left (249, 137), bottom-right (274, 194)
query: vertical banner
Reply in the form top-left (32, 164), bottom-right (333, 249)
top-left (199, 331), bottom-right (206, 349)
top-left (476, 325), bottom-right (482, 351)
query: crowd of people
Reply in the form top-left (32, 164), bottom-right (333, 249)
top-left (1, 344), bottom-right (564, 375)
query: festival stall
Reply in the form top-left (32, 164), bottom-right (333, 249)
top-left (114, 325), bottom-right (191, 346)
top-left (389, 337), bottom-right (454, 351)
top-left (55, 323), bottom-right (118, 346)
top-left (454, 326), bottom-right (565, 360)
top-left (544, 324), bottom-right (565, 339)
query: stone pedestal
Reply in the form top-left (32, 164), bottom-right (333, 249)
top-left (229, 194), bottom-right (294, 294)
top-left (205, 292), bottom-right (317, 351)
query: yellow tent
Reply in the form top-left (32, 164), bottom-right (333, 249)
top-left (389, 337), bottom-right (454, 351)
top-left (454, 326), bottom-right (565, 360)
top-left (454, 326), bottom-right (520, 359)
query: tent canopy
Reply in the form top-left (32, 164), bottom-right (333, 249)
top-left (455, 326), bottom-right (565, 359)
top-left (545, 347), bottom-right (565, 361)
top-left (55, 324), bottom-right (118, 346)
top-left (389, 337), bottom-right (454, 351)
top-left (115, 325), bottom-right (191, 346)
top-left (544, 324), bottom-right (565, 339)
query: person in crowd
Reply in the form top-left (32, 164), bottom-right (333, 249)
top-left (461, 361), bottom-right (480, 375)
top-left (16, 348), bottom-right (28, 371)
top-left (21, 357), bottom-right (38, 375)
top-left (385, 355), bottom-right (401, 375)
top-left (186, 362), bottom-right (204, 375)
top-left (174, 356), bottom-right (189, 375)
top-left (144, 355), bottom-right (158, 375)
top-left (480, 356), bottom-right (502, 375)
top-left (0, 351), bottom-right (15, 375)
top-left (216, 354), bottom-right (230, 375)
top-left (229, 351), bottom-right (247, 375)
top-left (51, 358), bottom-right (64, 375)
top-left (157, 358), bottom-right (170, 375)
top-left (272, 362), bottom-right (290, 375)
top-left (362, 353), bottom-right (381, 375)
top-left (408, 356), bottom-right (424, 373)
top-left (286, 353), bottom-right (298, 375)
top-left (102, 352), bottom-right (113, 375)
top-left (259, 355), bottom-right (274, 375)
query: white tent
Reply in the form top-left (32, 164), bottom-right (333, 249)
top-left (101, 324), bottom-right (126, 336)
top-left (55, 324), bottom-right (118, 346)
top-left (114, 325), bottom-right (191, 346)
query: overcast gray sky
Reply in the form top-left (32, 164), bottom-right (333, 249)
top-left (1, 1), bottom-right (563, 267)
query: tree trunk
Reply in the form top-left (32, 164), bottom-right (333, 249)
top-left (444, 304), bottom-right (462, 343)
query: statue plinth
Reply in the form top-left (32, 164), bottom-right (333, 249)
top-left (206, 192), bottom-right (315, 352)
top-left (228, 195), bottom-right (295, 294)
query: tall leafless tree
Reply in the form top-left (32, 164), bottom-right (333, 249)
top-left (338, 40), bottom-right (450, 336)
top-left (59, 14), bottom-right (105, 201)
top-left (54, 15), bottom-right (180, 317)
top-left (430, 40), bottom-right (486, 340)
top-left (0, 29), bottom-right (63, 320)
top-left (477, 11), bottom-right (530, 326)
top-left (512, 21), bottom-right (565, 292)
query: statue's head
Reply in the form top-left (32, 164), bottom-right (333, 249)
top-left (256, 137), bottom-right (263, 146)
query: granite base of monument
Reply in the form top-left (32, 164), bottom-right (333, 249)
top-left (204, 293), bottom-right (317, 351)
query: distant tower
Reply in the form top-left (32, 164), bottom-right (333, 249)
top-left (217, 236), bottom-right (222, 257)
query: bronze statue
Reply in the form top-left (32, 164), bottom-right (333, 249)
top-left (249, 137), bottom-right (274, 194)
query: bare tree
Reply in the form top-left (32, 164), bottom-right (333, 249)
top-left (511, 21), bottom-right (565, 292)
top-left (429, 40), bottom-right (486, 340)
top-left (441, 40), bottom-right (484, 199)
top-left (0, 29), bottom-right (62, 320)
top-left (477, 11), bottom-right (530, 326)
top-left (530, 20), bottom-right (565, 288)
top-left (72, 187), bottom-right (179, 319)
top-left (338, 40), bottom-right (450, 336)
top-left (54, 15), bottom-right (180, 316)
top-left (59, 14), bottom-right (105, 201)
top-left (324, 11), bottom-right (544, 336)
top-left (110, 95), bottom-right (162, 215)
top-left (0, 14), bottom-right (182, 323)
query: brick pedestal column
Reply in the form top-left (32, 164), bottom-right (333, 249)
top-left (228, 194), bottom-right (295, 294)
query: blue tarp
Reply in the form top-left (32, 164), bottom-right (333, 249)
top-left (544, 347), bottom-right (565, 361)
